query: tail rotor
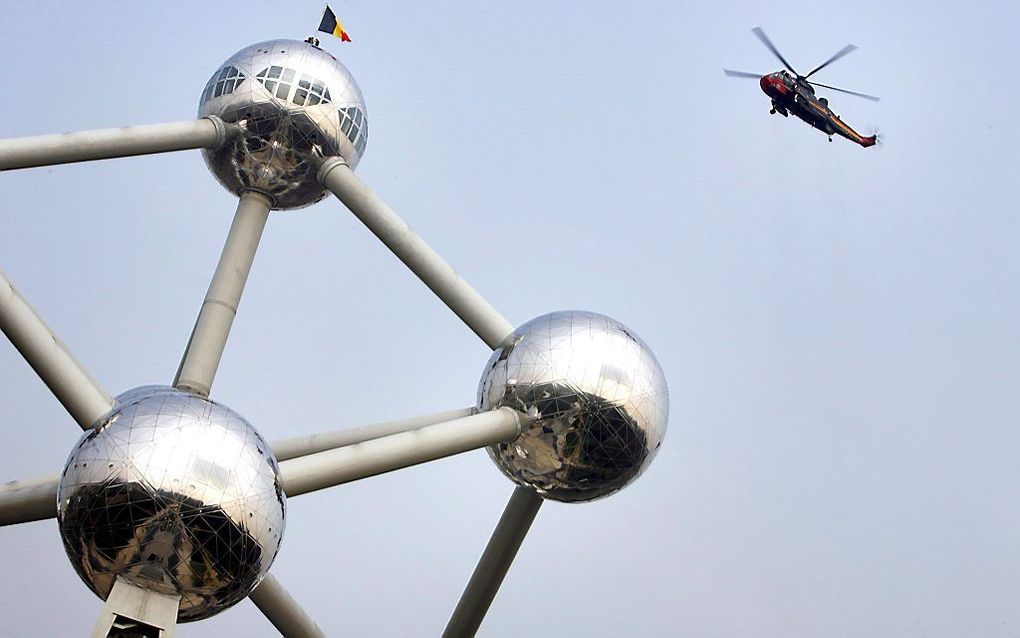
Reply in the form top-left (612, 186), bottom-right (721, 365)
top-left (867, 125), bottom-right (884, 148)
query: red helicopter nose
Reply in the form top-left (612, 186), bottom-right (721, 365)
top-left (760, 75), bottom-right (784, 97)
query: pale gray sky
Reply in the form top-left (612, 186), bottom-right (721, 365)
top-left (2, 1), bottom-right (1019, 636)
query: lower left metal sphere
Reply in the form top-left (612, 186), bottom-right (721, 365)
top-left (57, 386), bottom-right (285, 622)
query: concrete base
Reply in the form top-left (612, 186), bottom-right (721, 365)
top-left (92, 577), bottom-right (180, 638)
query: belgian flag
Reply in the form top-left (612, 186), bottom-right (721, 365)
top-left (318, 6), bottom-right (352, 42)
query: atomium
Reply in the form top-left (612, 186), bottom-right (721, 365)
top-left (0, 27), bottom-right (671, 637)
top-left (479, 311), bottom-right (669, 502)
top-left (58, 386), bottom-right (285, 622)
top-left (199, 39), bottom-right (368, 210)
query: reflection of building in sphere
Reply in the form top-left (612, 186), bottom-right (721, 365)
top-left (479, 311), bottom-right (669, 503)
top-left (57, 386), bottom-right (285, 622)
top-left (497, 381), bottom-right (650, 497)
top-left (198, 39), bottom-right (368, 210)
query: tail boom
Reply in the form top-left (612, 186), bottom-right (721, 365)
top-left (830, 114), bottom-right (876, 147)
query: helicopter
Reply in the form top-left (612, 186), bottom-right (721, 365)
top-left (725, 27), bottom-right (881, 148)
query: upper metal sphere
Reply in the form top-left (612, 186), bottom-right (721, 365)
top-left (198, 39), bottom-right (368, 210)
top-left (479, 311), bottom-right (669, 503)
top-left (57, 386), bottom-right (286, 622)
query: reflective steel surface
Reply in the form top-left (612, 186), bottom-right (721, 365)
top-left (57, 386), bottom-right (286, 622)
top-left (479, 311), bottom-right (669, 502)
top-left (199, 39), bottom-right (368, 210)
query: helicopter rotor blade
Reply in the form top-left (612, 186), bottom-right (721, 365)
top-left (804, 44), bottom-right (858, 79)
top-left (808, 81), bottom-right (881, 102)
top-left (723, 69), bottom-right (764, 79)
top-left (751, 27), bottom-right (799, 76)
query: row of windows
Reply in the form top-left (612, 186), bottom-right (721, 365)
top-left (255, 66), bottom-right (333, 107)
top-left (200, 65), bottom-right (245, 104)
top-left (295, 76), bottom-right (331, 106)
top-left (202, 64), bottom-right (365, 155)
top-left (255, 65), bottom-right (297, 101)
top-left (204, 65), bottom-right (346, 115)
top-left (339, 106), bottom-right (368, 156)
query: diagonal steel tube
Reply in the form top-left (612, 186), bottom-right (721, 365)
top-left (249, 573), bottom-right (325, 637)
top-left (444, 486), bottom-right (544, 637)
top-left (0, 117), bottom-right (232, 171)
top-left (317, 160), bottom-right (546, 634)
top-left (174, 191), bottom-right (271, 397)
top-left (280, 407), bottom-right (522, 498)
top-left (0, 473), bottom-right (60, 526)
top-left (0, 269), bottom-right (114, 429)
top-left (319, 158), bottom-right (515, 350)
top-left (271, 407), bottom-right (475, 462)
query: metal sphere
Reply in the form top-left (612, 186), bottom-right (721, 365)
top-left (198, 39), bottom-right (368, 209)
top-left (479, 311), bottom-right (669, 503)
top-left (57, 386), bottom-right (286, 622)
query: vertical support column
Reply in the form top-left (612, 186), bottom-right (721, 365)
top-left (91, 576), bottom-right (180, 638)
top-left (174, 191), bottom-right (271, 396)
top-left (443, 487), bottom-right (544, 637)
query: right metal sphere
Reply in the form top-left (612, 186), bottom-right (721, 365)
top-left (478, 311), bottom-right (669, 503)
